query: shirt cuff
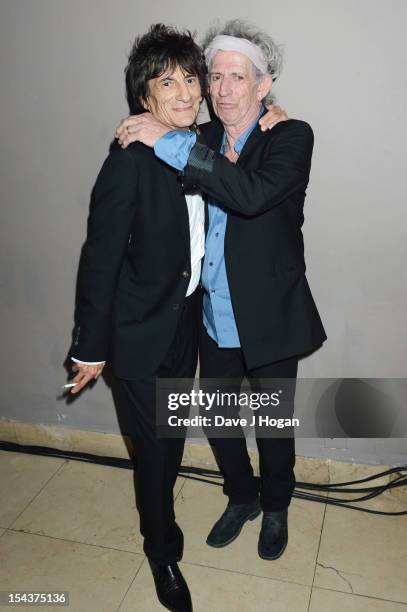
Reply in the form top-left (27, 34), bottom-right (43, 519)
top-left (71, 357), bottom-right (106, 365)
top-left (154, 130), bottom-right (197, 171)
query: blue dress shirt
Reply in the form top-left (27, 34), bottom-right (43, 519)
top-left (154, 108), bottom-right (263, 347)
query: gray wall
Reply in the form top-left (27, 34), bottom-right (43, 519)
top-left (0, 0), bottom-right (406, 465)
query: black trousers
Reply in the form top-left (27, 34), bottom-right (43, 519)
top-left (119, 290), bottom-right (199, 564)
top-left (199, 326), bottom-right (298, 512)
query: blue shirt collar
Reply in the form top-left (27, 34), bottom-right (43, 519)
top-left (221, 105), bottom-right (265, 155)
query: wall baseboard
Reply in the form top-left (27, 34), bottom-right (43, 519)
top-left (1, 418), bottom-right (405, 504)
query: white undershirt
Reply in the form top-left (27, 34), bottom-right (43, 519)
top-left (72, 192), bottom-right (205, 365)
top-left (185, 192), bottom-right (205, 296)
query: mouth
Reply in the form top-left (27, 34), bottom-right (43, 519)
top-left (173, 106), bottom-right (194, 112)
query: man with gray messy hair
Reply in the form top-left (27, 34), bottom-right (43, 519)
top-left (202, 18), bottom-right (283, 105)
top-left (117, 19), bottom-right (327, 562)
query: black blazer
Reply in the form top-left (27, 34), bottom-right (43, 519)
top-left (183, 117), bottom-right (327, 368)
top-left (71, 141), bottom-right (195, 379)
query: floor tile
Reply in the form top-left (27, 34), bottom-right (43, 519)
top-left (11, 459), bottom-right (185, 554)
top-left (315, 498), bottom-right (407, 602)
top-left (0, 450), bottom-right (64, 528)
top-left (0, 530), bottom-right (143, 612)
top-left (120, 559), bottom-right (311, 612)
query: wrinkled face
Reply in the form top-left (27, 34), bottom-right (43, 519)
top-left (143, 65), bottom-right (202, 129)
top-left (209, 50), bottom-right (271, 129)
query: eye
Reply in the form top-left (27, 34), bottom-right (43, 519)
top-left (186, 76), bottom-right (197, 84)
top-left (210, 75), bottom-right (221, 82)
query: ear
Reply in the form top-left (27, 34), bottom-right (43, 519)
top-left (140, 97), bottom-right (150, 111)
top-left (257, 74), bottom-right (273, 102)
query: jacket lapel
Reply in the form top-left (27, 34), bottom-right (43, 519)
top-left (198, 120), bottom-right (223, 235)
top-left (162, 161), bottom-right (190, 250)
top-left (198, 118), bottom-right (224, 151)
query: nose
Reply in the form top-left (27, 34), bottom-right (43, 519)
top-left (176, 80), bottom-right (192, 102)
top-left (218, 76), bottom-right (231, 97)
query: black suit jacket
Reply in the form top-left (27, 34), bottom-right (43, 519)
top-left (183, 117), bottom-right (327, 368)
top-left (71, 141), bottom-right (195, 379)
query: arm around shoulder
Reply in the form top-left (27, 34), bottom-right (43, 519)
top-left (182, 119), bottom-right (314, 216)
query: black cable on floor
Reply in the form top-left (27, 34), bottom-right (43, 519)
top-left (1, 440), bottom-right (406, 516)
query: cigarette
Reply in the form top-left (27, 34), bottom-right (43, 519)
top-left (62, 383), bottom-right (77, 389)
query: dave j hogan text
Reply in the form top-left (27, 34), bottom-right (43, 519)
top-left (167, 414), bottom-right (299, 429)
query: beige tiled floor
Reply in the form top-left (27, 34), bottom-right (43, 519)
top-left (0, 449), bottom-right (406, 612)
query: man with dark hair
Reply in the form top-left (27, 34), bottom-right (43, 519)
top-left (69, 24), bottom-right (204, 612)
top-left (124, 24), bottom-right (207, 116)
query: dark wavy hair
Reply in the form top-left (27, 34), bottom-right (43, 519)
top-left (125, 23), bottom-right (207, 115)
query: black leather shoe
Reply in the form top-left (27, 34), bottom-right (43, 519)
top-left (148, 560), bottom-right (192, 612)
top-left (258, 508), bottom-right (288, 560)
top-left (206, 497), bottom-right (261, 548)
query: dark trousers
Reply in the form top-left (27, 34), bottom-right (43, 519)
top-left (119, 290), bottom-right (199, 564)
top-left (199, 326), bottom-right (298, 512)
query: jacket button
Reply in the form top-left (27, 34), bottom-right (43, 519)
top-left (182, 270), bottom-right (190, 278)
top-left (172, 304), bottom-right (180, 310)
